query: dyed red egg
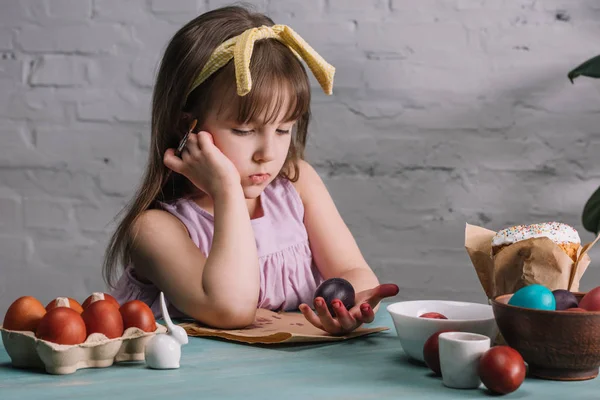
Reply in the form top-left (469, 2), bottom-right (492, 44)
top-left (82, 292), bottom-right (120, 310)
top-left (419, 312), bottom-right (448, 319)
top-left (3, 296), bottom-right (47, 332)
top-left (478, 346), bottom-right (526, 395)
top-left (423, 330), bottom-right (454, 376)
top-left (81, 300), bottom-right (124, 339)
top-left (579, 287), bottom-right (600, 311)
top-left (119, 300), bottom-right (156, 332)
top-left (36, 307), bottom-right (87, 345)
top-left (46, 297), bottom-right (84, 314)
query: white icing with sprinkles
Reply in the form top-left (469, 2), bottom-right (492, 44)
top-left (492, 222), bottom-right (581, 246)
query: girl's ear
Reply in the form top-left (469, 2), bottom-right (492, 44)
top-left (178, 112), bottom-right (195, 133)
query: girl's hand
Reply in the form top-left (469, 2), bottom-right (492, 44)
top-left (298, 283), bottom-right (399, 336)
top-left (164, 131), bottom-right (241, 198)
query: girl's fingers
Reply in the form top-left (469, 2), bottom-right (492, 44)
top-left (197, 131), bottom-right (215, 150)
top-left (331, 300), bottom-right (356, 332)
top-left (163, 148), bottom-right (184, 173)
top-left (299, 304), bottom-right (324, 331)
top-left (365, 283), bottom-right (400, 309)
top-left (314, 297), bottom-right (341, 333)
top-left (185, 133), bottom-right (202, 157)
top-left (358, 302), bottom-right (375, 324)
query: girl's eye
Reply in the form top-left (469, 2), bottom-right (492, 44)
top-left (231, 129), bottom-right (253, 136)
top-left (276, 129), bottom-right (290, 135)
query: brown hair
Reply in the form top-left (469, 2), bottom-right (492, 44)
top-left (103, 5), bottom-right (312, 288)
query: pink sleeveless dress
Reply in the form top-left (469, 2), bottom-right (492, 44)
top-left (110, 177), bottom-right (324, 320)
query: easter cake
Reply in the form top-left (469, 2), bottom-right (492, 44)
top-left (491, 222), bottom-right (581, 262)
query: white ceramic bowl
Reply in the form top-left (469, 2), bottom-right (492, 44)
top-left (386, 300), bottom-right (498, 362)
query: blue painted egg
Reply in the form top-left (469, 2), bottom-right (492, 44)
top-left (508, 284), bottom-right (556, 311)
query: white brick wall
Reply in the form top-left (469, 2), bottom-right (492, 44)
top-left (1, 0), bottom-right (599, 317)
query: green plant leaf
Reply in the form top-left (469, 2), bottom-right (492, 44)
top-left (568, 55), bottom-right (600, 83)
top-left (582, 186), bottom-right (600, 234)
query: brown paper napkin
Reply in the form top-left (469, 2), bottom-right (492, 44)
top-left (179, 308), bottom-right (388, 344)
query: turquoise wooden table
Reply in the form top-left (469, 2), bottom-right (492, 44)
top-left (1, 306), bottom-right (598, 399)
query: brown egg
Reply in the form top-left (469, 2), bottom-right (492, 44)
top-left (81, 300), bottom-right (124, 339)
top-left (119, 300), bottom-right (156, 332)
top-left (46, 297), bottom-right (84, 314)
top-left (3, 296), bottom-right (47, 332)
top-left (478, 346), bottom-right (526, 395)
top-left (82, 292), bottom-right (120, 310)
top-left (36, 307), bottom-right (87, 345)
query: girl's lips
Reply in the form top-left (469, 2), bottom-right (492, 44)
top-left (249, 173), bottom-right (270, 184)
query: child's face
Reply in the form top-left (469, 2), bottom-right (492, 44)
top-left (200, 105), bottom-right (295, 199)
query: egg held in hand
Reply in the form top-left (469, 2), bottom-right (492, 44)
top-left (478, 346), bottom-right (526, 395)
top-left (82, 292), bottom-right (120, 310)
top-left (82, 299), bottom-right (124, 339)
top-left (120, 300), bottom-right (156, 332)
top-left (36, 307), bottom-right (87, 345)
top-left (508, 284), bottom-right (556, 311)
top-left (46, 297), bottom-right (84, 314)
top-left (313, 278), bottom-right (356, 316)
top-left (3, 296), bottom-right (47, 332)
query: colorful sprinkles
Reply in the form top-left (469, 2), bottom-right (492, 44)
top-left (492, 222), bottom-right (581, 246)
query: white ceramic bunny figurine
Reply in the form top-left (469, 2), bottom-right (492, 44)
top-left (144, 292), bottom-right (189, 369)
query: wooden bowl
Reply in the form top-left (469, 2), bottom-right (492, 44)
top-left (491, 293), bottom-right (600, 381)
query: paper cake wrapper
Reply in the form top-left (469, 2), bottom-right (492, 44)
top-left (179, 308), bottom-right (388, 344)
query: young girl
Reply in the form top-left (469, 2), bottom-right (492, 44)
top-left (104, 5), bottom-right (399, 335)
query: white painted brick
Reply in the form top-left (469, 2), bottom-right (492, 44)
top-left (131, 20), bottom-right (179, 55)
top-left (207, 0), bottom-right (268, 12)
top-left (74, 201), bottom-right (125, 233)
top-left (129, 55), bottom-right (159, 88)
top-left (29, 55), bottom-right (88, 87)
top-left (363, 59), bottom-right (489, 94)
top-left (35, 126), bottom-right (138, 170)
top-left (93, 0), bottom-right (151, 23)
top-left (0, 28), bottom-right (13, 49)
top-left (327, 0), bottom-right (389, 20)
top-left (0, 125), bottom-right (54, 168)
top-left (32, 236), bottom-right (106, 276)
top-left (97, 167), bottom-right (144, 197)
top-left (0, 197), bottom-right (22, 231)
top-left (77, 90), bottom-right (152, 123)
top-left (150, 0), bottom-right (202, 13)
top-left (23, 198), bottom-right (72, 230)
top-left (27, 170), bottom-right (101, 202)
top-left (0, 0), bottom-right (32, 26)
top-left (0, 58), bottom-right (23, 83)
top-left (358, 21), bottom-right (470, 54)
top-left (0, 88), bottom-right (67, 122)
top-left (45, 0), bottom-right (92, 20)
top-left (18, 25), bottom-right (131, 53)
top-left (0, 235), bottom-right (28, 265)
top-left (267, 0), bottom-right (325, 18)
top-left (87, 56), bottom-right (132, 87)
top-left (297, 21), bottom-right (357, 49)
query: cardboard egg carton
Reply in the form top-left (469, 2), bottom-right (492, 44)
top-left (0, 323), bottom-right (166, 375)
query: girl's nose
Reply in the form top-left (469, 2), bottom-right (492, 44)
top-left (253, 136), bottom-right (276, 163)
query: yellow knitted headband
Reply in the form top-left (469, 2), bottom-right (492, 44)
top-left (187, 24), bottom-right (335, 99)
